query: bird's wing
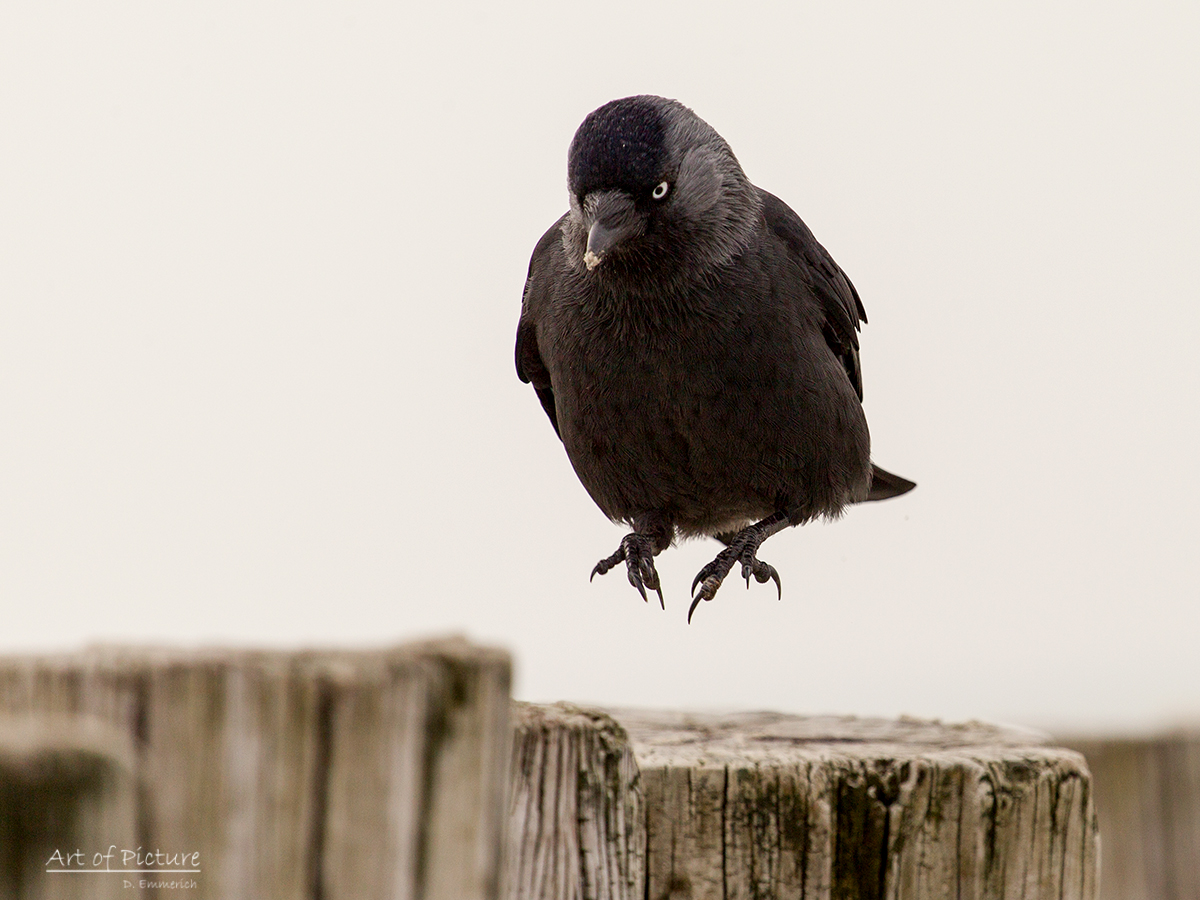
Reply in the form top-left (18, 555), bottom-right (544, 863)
top-left (515, 215), bottom-right (568, 438)
top-left (759, 189), bottom-right (867, 400)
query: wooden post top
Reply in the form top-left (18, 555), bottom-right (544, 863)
top-left (611, 707), bottom-right (1061, 764)
top-left (510, 703), bottom-right (1099, 900)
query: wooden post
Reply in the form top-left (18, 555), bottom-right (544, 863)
top-left (507, 706), bottom-right (1100, 900)
top-left (1062, 732), bottom-right (1200, 900)
top-left (318, 643), bottom-right (512, 900)
top-left (0, 639), bottom-right (512, 900)
top-left (504, 703), bottom-right (644, 900)
top-left (0, 718), bottom-right (136, 900)
top-left (0, 650), bottom-right (1107, 900)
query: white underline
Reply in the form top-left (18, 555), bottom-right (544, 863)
top-left (46, 869), bottom-right (200, 874)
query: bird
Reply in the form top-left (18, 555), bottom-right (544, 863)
top-left (515, 95), bottom-right (914, 622)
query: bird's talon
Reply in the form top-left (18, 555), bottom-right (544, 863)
top-left (757, 564), bottom-right (782, 599)
top-left (688, 520), bottom-right (786, 618)
top-left (639, 564), bottom-right (665, 609)
top-left (626, 566), bottom-right (648, 602)
top-left (746, 560), bottom-right (781, 599)
top-left (592, 532), bottom-right (664, 607)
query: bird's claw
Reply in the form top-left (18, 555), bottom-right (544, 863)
top-left (688, 574), bottom-right (727, 623)
top-left (742, 559), bottom-right (781, 598)
top-left (591, 534), bottom-right (665, 609)
top-left (687, 534), bottom-right (781, 623)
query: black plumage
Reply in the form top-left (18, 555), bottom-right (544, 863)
top-left (516, 95), bottom-right (914, 621)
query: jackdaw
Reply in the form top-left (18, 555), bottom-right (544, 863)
top-left (516, 95), bottom-right (914, 622)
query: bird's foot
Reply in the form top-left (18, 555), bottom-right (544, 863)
top-left (591, 533), bottom-right (665, 609)
top-left (689, 527), bottom-right (782, 623)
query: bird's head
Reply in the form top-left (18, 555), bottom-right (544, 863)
top-left (562, 96), bottom-right (762, 283)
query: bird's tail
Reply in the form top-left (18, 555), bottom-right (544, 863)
top-left (864, 464), bottom-right (916, 502)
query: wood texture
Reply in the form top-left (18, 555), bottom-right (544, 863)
top-left (618, 710), bottom-right (1099, 900)
top-left (508, 707), bottom-right (1099, 900)
top-left (0, 650), bottom-right (1116, 900)
top-left (0, 639), bottom-right (511, 900)
top-left (319, 641), bottom-right (512, 900)
top-left (1062, 732), bottom-right (1200, 900)
top-left (504, 703), bottom-right (644, 900)
top-left (0, 718), bottom-right (136, 900)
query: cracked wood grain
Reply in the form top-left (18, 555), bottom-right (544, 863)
top-left (624, 710), bottom-right (1099, 900)
top-left (509, 708), bottom-right (1099, 900)
top-left (504, 703), bottom-right (644, 900)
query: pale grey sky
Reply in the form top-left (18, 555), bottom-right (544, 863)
top-left (1, 2), bottom-right (1196, 732)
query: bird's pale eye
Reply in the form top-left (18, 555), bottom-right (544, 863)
top-left (651, 181), bottom-right (670, 200)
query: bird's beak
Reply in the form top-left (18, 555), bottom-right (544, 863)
top-left (581, 190), bottom-right (640, 271)
top-left (585, 221), bottom-right (619, 270)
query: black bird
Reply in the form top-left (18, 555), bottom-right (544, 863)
top-left (516, 95), bottom-right (914, 622)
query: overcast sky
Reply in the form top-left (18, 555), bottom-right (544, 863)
top-left (1, 2), bottom-right (1196, 733)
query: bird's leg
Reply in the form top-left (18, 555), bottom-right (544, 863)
top-left (689, 512), bottom-right (789, 622)
top-left (590, 514), bottom-right (673, 609)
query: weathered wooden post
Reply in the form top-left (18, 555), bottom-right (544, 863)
top-left (506, 705), bottom-right (1100, 900)
top-left (0, 719), bottom-right (136, 900)
top-left (0, 639), bottom-right (512, 900)
top-left (505, 704), bottom-right (644, 900)
top-left (1, 649), bottom-right (1106, 900)
top-left (1063, 732), bottom-right (1200, 900)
